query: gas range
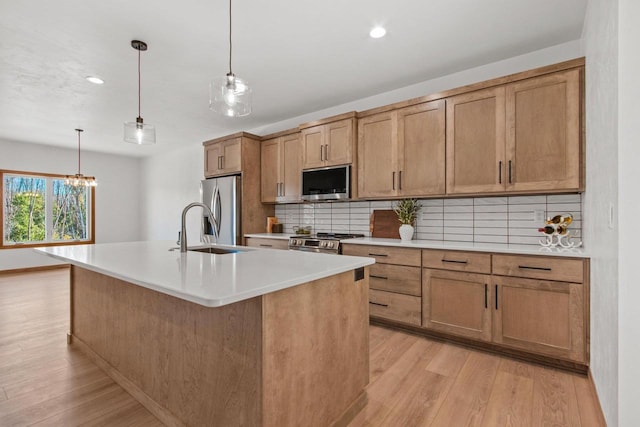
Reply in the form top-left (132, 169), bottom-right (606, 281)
top-left (288, 232), bottom-right (365, 254)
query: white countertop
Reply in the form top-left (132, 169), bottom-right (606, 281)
top-left (340, 237), bottom-right (589, 258)
top-left (35, 241), bottom-right (373, 308)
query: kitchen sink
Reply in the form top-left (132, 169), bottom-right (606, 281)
top-left (188, 247), bottom-right (243, 254)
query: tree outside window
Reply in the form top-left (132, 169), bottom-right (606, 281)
top-left (1, 170), bottom-right (95, 248)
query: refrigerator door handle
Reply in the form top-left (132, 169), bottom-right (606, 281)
top-left (214, 186), bottom-right (222, 239)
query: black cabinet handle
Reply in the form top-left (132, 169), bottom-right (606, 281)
top-left (498, 161), bottom-right (502, 184)
top-left (495, 284), bottom-right (498, 310)
top-left (392, 171), bottom-right (395, 190)
top-left (370, 275), bottom-right (388, 280)
top-left (484, 284), bottom-right (488, 309)
top-left (259, 244), bottom-right (273, 247)
top-left (369, 253), bottom-right (388, 257)
top-left (399, 171), bottom-right (403, 190)
top-left (518, 265), bottom-right (552, 271)
top-left (508, 160), bottom-right (512, 183)
top-left (369, 301), bottom-right (389, 308)
top-left (442, 259), bottom-right (468, 264)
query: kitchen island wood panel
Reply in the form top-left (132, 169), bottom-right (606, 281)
top-left (70, 266), bottom-right (369, 427)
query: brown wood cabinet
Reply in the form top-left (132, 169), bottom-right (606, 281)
top-left (245, 237), bottom-right (289, 250)
top-left (492, 254), bottom-right (587, 363)
top-left (261, 130), bottom-right (302, 203)
top-left (343, 243), bottom-right (422, 326)
top-left (202, 133), bottom-right (274, 240)
top-left (300, 113), bottom-right (356, 169)
top-left (204, 137), bottom-right (242, 177)
top-left (358, 100), bottom-right (445, 199)
top-left (422, 249), bottom-right (493, 341)
top-left (446, 68), bottom-right (583, 195)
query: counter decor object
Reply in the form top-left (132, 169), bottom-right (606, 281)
top-left (538, 213), bottom-right (582, 248)
top-left (266, 216), bottom-right (278, 233)
top-left (393, 199), bottom-right (421, 242)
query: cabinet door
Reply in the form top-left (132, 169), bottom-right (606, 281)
top-left (204, 143), bottom-right (223, 177)
top-left (505, 69), bottom-right (582, 192)
top-left (220, 138), bottom-right (242, 173)
top-left (261, 138), bottom-right (281, 203)
top-left (280, 133), bottom-right (302, 202)
top-left (325, 118), bottom-right (354, 166)
top-left (301, 126), bottom-right (325, 169)
top-left (398, 100), bottom-right (446, 196)
top-left (493, 275), bottom-right (585, 362)
top-left (446, 87), bottom-right (506, 194)
top-left (357, 112), bottom-right (397, 198)
top-left (423, 269), bottom-right (491, 341)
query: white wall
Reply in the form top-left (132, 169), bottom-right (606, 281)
top-left (617, 0), bottom-right (640, 424)
top-left (581, 0), bottom-right (619, 424)
top-left (0, 138), bottom-right (142, 269)
top-left (141, 41), bottom-right (584, 248)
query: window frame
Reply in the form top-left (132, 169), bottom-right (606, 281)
top-left (1, 169), bottom-right (96, 249)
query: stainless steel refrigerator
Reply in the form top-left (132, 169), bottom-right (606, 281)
top-left (201, 175), bottom-right (242, 245)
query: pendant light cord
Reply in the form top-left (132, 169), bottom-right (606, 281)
top-left (228, 0), bottom-right (232, 74)
top-left (76, 129), bottom-right (82, 175)
top-left (138, 48), bottom-right (142, 118)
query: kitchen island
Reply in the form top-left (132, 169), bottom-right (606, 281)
top-left (37, 241), bottom-right (374, 427)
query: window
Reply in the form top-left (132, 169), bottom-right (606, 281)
top-left (1, 170), bottom-right (95, 248)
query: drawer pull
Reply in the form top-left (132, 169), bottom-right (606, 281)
top-left (259, 244), bottom-right (273, 247)
top-left (368, 253), bottom-right (388, 257)
top-left (369, 301), bottom-right (389, 308)
top-left (518, 265), bottom-right (552, 271)
top-left (442, 259), bottom-right (468, 264)
top-left (495, 284), bottom-right (498, 310)
top-left (370, 275), bottom-right (388, 280)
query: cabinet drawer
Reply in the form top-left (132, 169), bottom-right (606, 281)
top-left (492, 254), bottom-right (584, 283)
top-left (370, 264), bottom-right (421, 296)
top-left (245, 237), bottom-right (289, 250)
top-left (369, 289), bottom-right (421, 326)
top-left (422, 250), bottom-right (491, 274)
top-left (342, 244), bottom-right (421, 267)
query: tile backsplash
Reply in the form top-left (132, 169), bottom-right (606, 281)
top-left (274, 194), bottom-right (583, 246)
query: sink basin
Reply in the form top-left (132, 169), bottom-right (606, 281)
top-left (188, 247), bottom-right (242, 255)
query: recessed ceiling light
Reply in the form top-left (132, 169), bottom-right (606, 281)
top-left (369, 26), bottom-right (386, 39)
top-left (85, 76), bottom-right (104, 85)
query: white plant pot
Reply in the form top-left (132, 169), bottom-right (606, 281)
top-left (399, 224), bottom-right (414, 242)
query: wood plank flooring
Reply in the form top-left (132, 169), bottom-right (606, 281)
top-left (0, 269), bottom-right (604, 426)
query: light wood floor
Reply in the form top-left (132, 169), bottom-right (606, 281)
top-left (0, 269), bottom-right (605, 426)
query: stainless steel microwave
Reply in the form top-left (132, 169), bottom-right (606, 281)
top-left (301, 165), bottom-right (350, 201)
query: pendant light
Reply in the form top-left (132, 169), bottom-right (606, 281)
top-left (65, 129), bottom-right (97, 187)
top-left (209, 0), bottom-right (252, 117)
top-left (124, 40), bottom-right (156, 144)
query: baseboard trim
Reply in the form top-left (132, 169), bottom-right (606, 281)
top-left (331, 391), bottom-right (367, 427)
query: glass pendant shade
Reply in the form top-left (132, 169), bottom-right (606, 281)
top-left (124, 117), bottom-right (156, 145)
top-left (209, 73), bottom-right (252, 117)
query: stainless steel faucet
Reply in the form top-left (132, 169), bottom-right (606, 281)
top-left (180, 202), bottom-right (217, 252)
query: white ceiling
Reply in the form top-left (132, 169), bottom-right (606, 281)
top-left (0, 0), bottom-right (587, 158)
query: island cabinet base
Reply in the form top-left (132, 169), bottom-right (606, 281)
top-left (69, 266), bottom-right (370, 427)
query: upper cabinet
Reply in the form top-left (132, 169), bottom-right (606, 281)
top-left (204, 137), bottom-right (242, 177)
top-left (446, 68), bottom-right (583, 195)
top-left (358, 100), bottom-right (446, 199)
top-left (300, 113), bottom-right (356, 169)
top-left (261, 130), bottom-right (302, 203)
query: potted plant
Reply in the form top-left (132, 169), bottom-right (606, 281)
top-left (393, 198), bottom-right (421, 241)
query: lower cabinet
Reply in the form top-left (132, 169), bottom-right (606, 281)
top-left (493, 275), bottom-right (585, 363)
top-left (349, 243), bottom-right (589, 366)
top-left (369, 289), bottom-right (421, 326)
top-left (422, 269), bottom-right (492, 342)
top-left (245, 237), bottom-right (289, 250)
